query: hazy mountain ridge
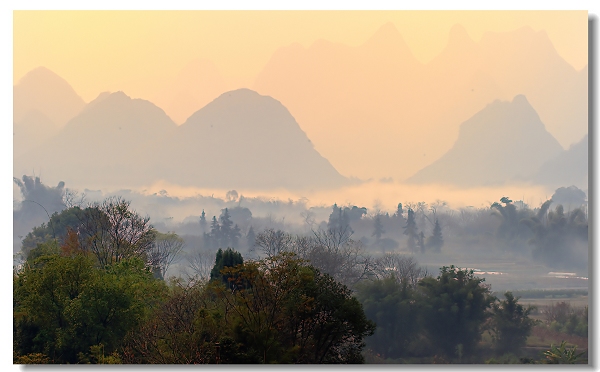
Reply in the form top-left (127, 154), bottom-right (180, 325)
top-left (252, 23), bottom-right (586, 180)
top-left (13, 66), bottom-right (86, 126)
top-left (13, 67), bottom-right (87, 158)
top-left (14, 91), bottom-right (178, 189)
top-left (406, 95), bottom-right (564, 186)
top-left (534, 134), bottom-right (588, 189)
top-left (141, 88), bottom-right (348, 191)
top-left (13, 24), bottom-right (587, 191)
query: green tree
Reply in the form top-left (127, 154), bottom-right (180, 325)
top-left (14, 247), bottom-right (165, 364)
top-left (246, 225), bottom-right (256, 251)
top-left (199, 209), bottom-right (207, 234)
top-left (488, 292), bottom-right (538, 355)
top-left (372, 214), bottom-right (385, 241)
top-left (218, 253), bottom-right (375, 363)
top-left (403, 208), bottom-right (418, 253)
top-left (21, 206), bottom-right (84, 258)
top-left (209, 248), bottom-right (244, 286)
top-left (426, 219), bottom-right (444, 253)
top-left (418, 266), bottom-right (494, 358)
top-left (355, 276), bottom-right (420, 359)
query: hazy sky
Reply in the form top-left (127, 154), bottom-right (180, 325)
top-left (14, 10), bottom-right (587, 103)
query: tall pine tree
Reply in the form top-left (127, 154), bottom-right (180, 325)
top-left (427, 219), bottom-right (444, 253)
top-left (404, 208), bottom-right (418, 253)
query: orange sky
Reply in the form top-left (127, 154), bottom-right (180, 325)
top-left (13, 10), bottom-right (588, 103)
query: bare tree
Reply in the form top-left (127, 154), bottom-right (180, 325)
top-left (148, 232), bottom-right (185, 279)
top-left (254, 228), bottom-right (376, 289)
top-left (184, 249), bottom-right (215, 284)
top-left (78, 196), bottom-right (155, 266)
top-left (375, 253), bottom-right (428, 288)
top-left (255, 228), bottom-right (293, 258)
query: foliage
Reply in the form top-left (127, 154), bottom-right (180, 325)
top-left (21, 206), bottom-right (84, 257)
top-left (209, 248), bottom-right (244, 285)
top-left (403, 208), bottom-right (418, 253)
top-left (426, 219), bottom-right (444, 252)
top-left (217, 253), bottom-right (376, 363)
top-left (488, 292), bottom-right (538, 354)
top-left (14, 250), bottom-right (166, 364)
top-left (417, 266), bottom-right (494, 358)
top-left (77, 196), bottom-right (156, 267)
top-left (490, 196), bottom-right (532, 247)
top-left (542, 341), bottom-right (586, 364)
top-left (372, 214), bottom-right (385, 241)
top-left (521, 202), bottom-right (588, 269)
top-left (355, 276), bottom-right (420, 359)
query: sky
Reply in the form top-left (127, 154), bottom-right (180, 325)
top-left (13, 10), bottom-right (588, 103)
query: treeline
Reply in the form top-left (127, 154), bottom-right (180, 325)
top-left (14, 196), bottom-right (586, 364)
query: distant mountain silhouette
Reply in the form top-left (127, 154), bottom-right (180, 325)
top-left (534, 134), bottom-right (588, 189)
top-left (441, 26), bottom-right (587, 149)
top-left (13, 109), bottom-right (58, 158)
top-left (253, 24), bottom-right (586, 181)
top-left (406, 95), bottom-right (564, 186)
top-left (14, 66), bottom-right (85, 126)
top-left (14, 91), bottom-right (177, 189)
top-left (143, 88), bottom-right (348, 191)
top-left (152, 59), bottom-right (229, 124)
top-left (13, 67), bottom-right (86, 158)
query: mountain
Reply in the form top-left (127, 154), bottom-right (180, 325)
top-left (13, 110), bottom-right (58, 158)
top-left (13, 67), bottom-right (87, 158)
top-left (14, 91), bottom-right (177, 189)
top-left (151, 59), bottom-right (229, 124)
top-left (14, 66), bottom-right (86, 126)
top-left (534, 134), bottom-right (588, 189)
top-left (253, 24), bottom-right (586, 181)
top-left (442, 26), bottom-right (587, 149)
top-left (143, 88), bottom-right (348, 191)
top-left (253, 22), bottom-right (430, 180)
top-left (406, 95), bottom-right (564, 186)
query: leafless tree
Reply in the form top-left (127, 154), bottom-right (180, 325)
top-left (254, 228), bottom-right (376, 289)
top-left (375, 253), bottom-right (428, 288)
top-left (255, 228), bottom-right (294, 258)
top-left (184, 249), bottom-right (215, 284)
top-left (78, 196), bottom-right (155, 266)
top-left (148, 232), bottom-right (185, 279)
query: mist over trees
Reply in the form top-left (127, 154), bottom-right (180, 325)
top-left (13, 177), bottom-right (588, 364)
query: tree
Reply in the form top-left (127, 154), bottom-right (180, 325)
top-left (219, 208), bottom-right (234, 248)
top-left (246, 226), bottom-right (256, 252)
top-left (21, 206), bottom-right (84, 257)
top-left (372, 214), bottom-right (385, 241)
top-left (488, 292), bottom-right (538, 355)
top-left (14, 248), bottom-right (166, 364)
top-left (394, 203), bottom-right (403, 218)
top-left (77, 197), bottom-right (156, 267)
top-left (147, 232), bottom-right (184, 280)
top-left (356, 276), bottom-right (420, 359)
top-left (199, 209), bottom-right (207, 234)
top-left (403, 208), bottom-right (418, 253)
top-left (418, 266), bottom-right (494, 358)
top-left (375, 253), bottom-right (428, 288)
top-left (209, 248), bottom-right (244, 286)
top-left (427, 219), bottom-right (444, 253)
top-left (417, 231), bottom-right (425, 254)
top-left (218, 253), bottom-right (376, 363)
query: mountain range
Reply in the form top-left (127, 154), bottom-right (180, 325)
top-left (252, 23), bottom-right (587, 180)
top-left (14, 87), bottom-right (347, 191)
top-left (13, 24), bottom-right (588, 192)
top-left (406, 95), bottom-right (565, 186)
